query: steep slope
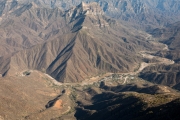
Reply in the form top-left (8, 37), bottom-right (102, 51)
top-left (0, 1), bottom-right (66, 56)
top-left (139, 64), bottom-right (180, 87)
top-left (150, 22), bottom-right (180, 63)
top-left (20, 0), bottom-right (180, 30)
top-left (139, 22), bottom-right (180, 88)
top-left (1, 0), bottom-right (179, 55)
top-left (0, 2), bottom-right (159, 82)
top-left (148, 21), bottom-right (180, 50)
top-left (1, 1), bottom-right (180, 120)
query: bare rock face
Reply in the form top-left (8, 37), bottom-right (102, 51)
top-left (81, 2), bottom-right (104, 15)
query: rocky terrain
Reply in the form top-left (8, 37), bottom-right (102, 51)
top-left (0, 0), bottom-right (180, 120)
top-left (12, 0), bottom-right (180, 30)
top-left (0, 70), bottom-right (180, 120)
top-left (1, 0), bottom-right (180, 30)
top-left (139, 22), bottom-right (180, 88)
top-left (0, 2), bottom-right (161, 82)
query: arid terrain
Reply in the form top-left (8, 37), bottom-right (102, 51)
top-left (0, 0), bottom-right (180, 120)
top-left (0, 36), bottom-right (179, 119)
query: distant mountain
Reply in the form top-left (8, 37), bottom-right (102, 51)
top-left (1, 0), bottom-right (180, 30)
top-left (148, 22), bottom-right (180, 50)
top-left (16, 0), bottom-right (180, 29)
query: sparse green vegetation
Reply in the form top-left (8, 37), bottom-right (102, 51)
top-left (23, 71), bottom-right (31, 76)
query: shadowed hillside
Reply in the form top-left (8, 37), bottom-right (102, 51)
top-left (139, 22), bottom-right (180, 88)
top-left (0, 2), bottom-right (160, 82)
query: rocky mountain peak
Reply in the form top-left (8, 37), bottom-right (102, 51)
top-left (64, 2), bottom-right (105, 26)
top-left (79, 2), bottom-right (104, 15)
top-left (65, 2), bottom-right (103, 17)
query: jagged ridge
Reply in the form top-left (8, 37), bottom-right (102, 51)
top-left (0, 2), bottom-right (157, 82)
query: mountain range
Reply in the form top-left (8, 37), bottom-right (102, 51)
top-left (0, 1), bottom-right (161, 82)
top-left (0, 0), bottom-right (180, 120)
top-left (1, 0), bottom-right (180, 30)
